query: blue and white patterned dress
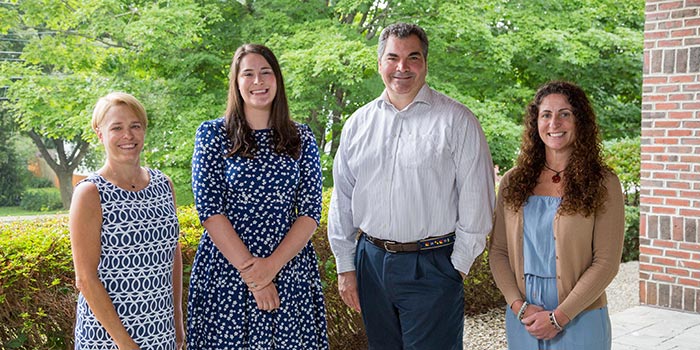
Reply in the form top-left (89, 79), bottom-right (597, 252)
top-left (74, 168), bottom-right (180, 350)
top-left (187, 118), bottom-right (328, 349)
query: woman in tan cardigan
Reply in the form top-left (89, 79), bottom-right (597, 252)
top-left (489, 81), bottom-right (625, 349)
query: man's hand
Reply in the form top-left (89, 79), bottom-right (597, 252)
top-left (338, 271), bottom-right (361, 312)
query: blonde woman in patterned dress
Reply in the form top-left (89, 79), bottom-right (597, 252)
top-left (70, 92), bottom-right (185, 349)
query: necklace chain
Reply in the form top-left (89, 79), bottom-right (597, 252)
top-left (543, 163), bottom-right (565, 183)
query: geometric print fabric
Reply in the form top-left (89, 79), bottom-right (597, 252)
top-left (74, 168), bottom-right (179, 350)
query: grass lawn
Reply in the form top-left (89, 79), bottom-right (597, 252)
top-left (0, 206), bottom-right (66, 217)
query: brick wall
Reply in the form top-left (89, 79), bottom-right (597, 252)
top-left (640, 0), bottom-right (700, 312)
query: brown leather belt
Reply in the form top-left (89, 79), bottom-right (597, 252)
top-left (362, 231), bottom-right (456, 253)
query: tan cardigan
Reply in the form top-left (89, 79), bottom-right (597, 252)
top-left (489, 169), bottom-right (625, 320)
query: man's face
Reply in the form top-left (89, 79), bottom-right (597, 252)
top-left (378, 34), bottom-right (427, 107)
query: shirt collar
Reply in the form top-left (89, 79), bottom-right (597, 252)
top-left (378, 83), bottom-right (432, 111)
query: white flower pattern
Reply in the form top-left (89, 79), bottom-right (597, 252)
top-left (187, 118), bottom-right (328, 349)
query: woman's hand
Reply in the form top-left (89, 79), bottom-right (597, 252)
top-left (520, 303), bottom-right (544, 321)
top-left (522, 310), bottom-right (561, 340)
top-left (175, 320), bottom-right (185, 350)
top-left (509, 300), bottom-right (544, 320)
top-left (251, 282), bottom-right (281, 311)
top-left (239, 256), bottom-right (281, 292)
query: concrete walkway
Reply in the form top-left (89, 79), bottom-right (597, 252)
top-left (612, 305), bottom-right (700, 350)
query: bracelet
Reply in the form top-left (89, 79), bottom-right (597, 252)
top-left (549, 312), bottom-right (563, 331)
top-left (516, 301), bottom-right (529, 321)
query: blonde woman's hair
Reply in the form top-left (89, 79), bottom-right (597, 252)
top-left (91, 92), bottom-right (148, 133)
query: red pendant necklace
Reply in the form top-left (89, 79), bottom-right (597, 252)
top-left (543, 163), bottom-right (565, 183)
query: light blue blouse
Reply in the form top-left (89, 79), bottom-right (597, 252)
top-left (523, 195), bottom-right (560, 278)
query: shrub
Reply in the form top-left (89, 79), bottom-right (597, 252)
top-left (603, 137), bottom-right (641, 206)
top-left (19, 188), bottom-right (62, 212)
top-left (0, 217), bottom-right (74, 349)
top-left (622, 205), bottom-right (640, 262)
top-left (0, 190), bottom-right (505, 349)
top-left (26, 177), bottom-right (55, 189)
top-left (0, 149), bottom-right (26, 206)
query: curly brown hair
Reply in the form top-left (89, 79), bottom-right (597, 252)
top-left (502, 81), bottom-right (610, 217)
top-left (224, 44), bottom-right (301, 159)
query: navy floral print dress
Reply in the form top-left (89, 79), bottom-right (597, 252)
top-left (187, 118), bottom-right (328, 349)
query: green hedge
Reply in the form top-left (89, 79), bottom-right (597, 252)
top-left (26, 177), bottom-right (55, 189)
top-left (19, 188), bottom-right (62, 212)
top-left (623, 205), bottom-right (640, 262)
top-left (0, 190), bottom-right (506, 349)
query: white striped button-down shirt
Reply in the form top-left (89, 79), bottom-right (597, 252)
top-left (328, 84), bottom-right (496, 274)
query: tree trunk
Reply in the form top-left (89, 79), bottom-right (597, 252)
top-left (27, 130), bottom-right (90, 210)
top-left (56, 170), bottom-right (74, 210)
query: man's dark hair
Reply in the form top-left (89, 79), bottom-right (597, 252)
top-left (377, 23), bottom-right (429, 61)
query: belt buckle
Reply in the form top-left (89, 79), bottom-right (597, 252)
top-left (383, 240), bottom-right (398, 253)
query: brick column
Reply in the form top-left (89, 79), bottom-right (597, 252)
top-left (640, 0), bottom-right (700, 312)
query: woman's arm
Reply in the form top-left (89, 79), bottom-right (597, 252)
top-left (70, 182), bottom-right (139, 350)
top-left (202, 215), bottom-right (255, 269)
top-left (204, 214), bottom-right (281, 311)
top-left (556, 174), bottom-right (626, 321)
top-left (240, 216), bottom-right (318, 290)
top-left (488, 173), bottom-right (525, 310)
top-left (166, 177), bottom-right (185, 349)
top-left (173, 243), bottom-right (185, 349)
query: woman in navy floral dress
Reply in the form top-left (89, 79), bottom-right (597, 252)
top-left (187, 44), bottom-right (328, 349)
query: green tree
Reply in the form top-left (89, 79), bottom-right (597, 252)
top-left (0, 109), bottom-right (27, 206)
top-left (1, 0), bottom-right (644, 197)
top-left (0, 0), bottom-right (225, 207)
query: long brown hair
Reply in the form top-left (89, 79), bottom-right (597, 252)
top-left (503, 81), bottom-right (610, 217)
top-left (224, 44), bottom-right (300, 159)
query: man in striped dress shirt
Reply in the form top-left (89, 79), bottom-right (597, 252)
top-left (328, 22), bottom-right (496, 349)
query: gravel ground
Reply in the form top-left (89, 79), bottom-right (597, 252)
top-left (463, 261), bottom-right (640, 349)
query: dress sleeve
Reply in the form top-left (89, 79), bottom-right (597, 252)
top-left (294, 124), bottom-right (323, 225)
top-left (191, 120), bottom-right (226, 224)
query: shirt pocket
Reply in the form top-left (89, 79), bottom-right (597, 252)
top-left (396, 133), bottom-right (441, 169)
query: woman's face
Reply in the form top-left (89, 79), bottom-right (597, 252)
top-left (237, 53), bottom-right (277, 113)
top-left (537, 93), bottom-right (576, 155)
top-left (97, 104), bottom-right (145, 163)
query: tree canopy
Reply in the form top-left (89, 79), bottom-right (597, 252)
top-left (0, 0), bottom-right (643, 206)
